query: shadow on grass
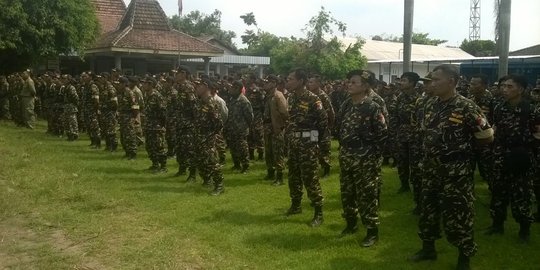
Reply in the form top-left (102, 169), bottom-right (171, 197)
top-left (197, 209), bottom-right (314, 227)
top-left (126, 183), bottom-right (211, 195)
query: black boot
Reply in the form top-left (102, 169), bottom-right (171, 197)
top-left (264, 169), bottom-right (275, 180)
top-left (158, 162), bottom-right (168, 173)
top-left (321, 164), bottom-right (330, 178)
top-left (456, 251), bottom-right (471, 270)
top-left (518, 221), bottom-right (531, 243)
top-left (272, 171), bottom-right (284, 186)
top-left (186, 167), bottom-right (196, 183)
top-left (148, 163), bottom-right (159, 171)
top-left (210, 177), bottom-right (224, 196)
top-left (485, 218), bottom-right (504, 235)
top-left (285, 200), bottom-right (302, 216)
top-left (175, 166), bottom-right (186, 177)
top-left (241, 163), bottom-right (249, 174)
top-left (310, 205), bottom-right (323, 227)
top-left (231, 161), bottom-right (241, 171)
top-left (361, 227), bottom-right (379, 247)
top-left (93, 137), bottom-right (101, 149)
top-left (410, 240), bottom-right (437, 262)
top-left (340, 216), bottom-right (358, 236)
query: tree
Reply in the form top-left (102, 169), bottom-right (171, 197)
top-left (0, 0), bottom-right (99, 73)
top-left (460, 39), bottom-right (497, 56)
top-left (169, 10), bottom-right (236, 49)
top-left (372, 32), bottom-right (447, 46)
top-left (241, 8), bottom-right (366, 79)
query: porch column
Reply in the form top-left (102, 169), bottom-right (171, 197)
top-left (203, 57), bottom-right (211, 75)
top-left (114, 55), bottom-right (122, 70)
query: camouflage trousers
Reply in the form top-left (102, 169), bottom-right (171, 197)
top-left (99, 110), bottom-right (118, 150)
top-left (196, 136), bottom-right (224, 189)
top-left (228, 132), bottom-right (249, 168)
top-left (145, 129), bottom-right (166, 165)
top-left (134, 112), bottom-right (144, 145)
top-left (419, 166), bottom-right (477, 257)
top-left (85, 112), bottom-right (101, 140)
top-left (9, 97), bottom-right (20, 125)
top-left (19, 97), bottom-right (35, 127)
top-left (215, 132), bottom-right (226, 164)
top-left (118, 113), bottom-right (137, 155)
top-left (62, 112), bottom-right (78, 137)
top-left (288, 140), bottom-right (323, 206)
top-left (165, 117), bottom-right (176, 155)
top-left (318, 136), bottom-right (331, 168)
top-left (176, 129), bottom-right (197, 170)
top-left (51, 107), bottom-right (64, 135)
top-left (472, 145), bottom-right (493, 190)
top-left (264, 127), bottom-right (285, 172)
top-left (489, 154), bottom-right (534, 223)
top-left (397, 141), bottom-right (422, 196)
top-left (248, 117), bottom-right (264, 153)
top-left (0, 97), bottom-right (10, 119)
top-left (339, 150), bottom-right (381, 228)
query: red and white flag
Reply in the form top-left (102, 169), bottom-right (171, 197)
top-left (178, 0), bottom-right (183, 15)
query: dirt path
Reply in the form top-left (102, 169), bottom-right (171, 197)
top-left (0, 216), bottom-right (108, 270)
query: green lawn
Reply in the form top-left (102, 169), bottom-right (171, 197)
top-left (0, 120), bottom-right (538, 270)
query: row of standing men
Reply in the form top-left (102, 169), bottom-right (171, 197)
top-left (2, 66), bottom-right (540, 270)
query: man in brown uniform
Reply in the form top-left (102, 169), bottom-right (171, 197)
top-left (262, 75), bottom-right (289, 185)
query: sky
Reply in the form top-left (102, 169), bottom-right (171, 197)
top-left (124, 0), bottom-right (540, 51)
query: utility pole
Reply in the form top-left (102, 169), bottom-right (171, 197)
top-left (403, 0), bottom-right (414, 72)
top-left (498, 0), bottom-right (511, 77)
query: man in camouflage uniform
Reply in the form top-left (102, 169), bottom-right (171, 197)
top-left (51, 75), bottom-right (65, 136)
top-left (262, 75), bottom-right (288, 185)
top-left (284, 68), bottom-right (328, 227)
top-left (307, 74), bottom-right (335, 178)
top-left (245, 74), bottom-right (265, 161)
top-left (194, 77), bottom-right (225, 195)
top-left (19, 70), bottom-right (36, 129)
top-left (98, 73), bottom-right (118, 152)
top-left (116, 77), bottom-right (139, 160)
top-left (225, 80), bottom-right (253, 173)
top-left (163, 76), bottom-right (177, 157)
top-left (61, 75), bottom-right (79, 141)
top-left (142, 77), bottom-right (167, 173)
top-left (81, 72), bottom-right (101, 148)
top-left (41, 74), bottom-right (54, 133)
top-left (129, 77), bottom-right (144, 146)
top-left (410, 65), bottom-right (494, 270)
top-left (396, 72), bottom-right (422, 196)
top-left (174, 66), bottom-right (198, 181)
top-left (211, 81), bottom-right (228, 165)
top-left (469, 74), bottom-right (496, 188)
top-left (486, 74), bottom-right (538, 243)
top-left (9, 74), bottom-right (22, 126)
top-left (0, 75), bottom-right (10, 120)
top-left (336, 70), bottom-right (387, 247)
top-left (330, 81), bottom-right (348, 135)
top-left (379, 84), bottom-right (399, 166)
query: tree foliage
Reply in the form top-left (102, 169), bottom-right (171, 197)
top-left (170, 10), bottom-right (236, 49)
top-left (0, 0), bottom-right (99, 73)
top-left (460, 39), bottom-right (497, 57)
top-left (372, 32), bottom-right (447, 46)
top-left (240, 7), bottom-right (366, 80)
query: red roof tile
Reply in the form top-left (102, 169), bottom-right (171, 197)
top-left (89, 0), bottom-right (223, 56)
top-left (91, 0), bottom-right (126, 34)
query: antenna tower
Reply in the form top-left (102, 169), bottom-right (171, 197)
top-left (469, 0), bottom-right (481, 40)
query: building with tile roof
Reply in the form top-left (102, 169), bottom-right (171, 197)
top-left (81, 0), bottom-right (224, 75)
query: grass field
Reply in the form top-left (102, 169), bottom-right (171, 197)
top-left (0, 120), bottom-right (538, 270)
